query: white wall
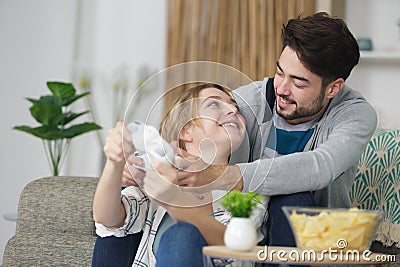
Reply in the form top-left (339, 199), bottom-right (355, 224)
top-left (64, 0), bottom-right (167, 177)
top-left (0, 0), bottom-right (78, 263)
top-left (345, 0), bottom-right (400, 129)
top-left (0, 0), bottom-right (166, 264)
top-left (67, 0), bottom-right (167, 176)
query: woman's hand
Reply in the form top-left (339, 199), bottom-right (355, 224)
top-left (103, 122), bottom-right (134, 165)
top-left (103, 122), bottom-right (147, 187)
top-left (122, 155), bottom-right (145, 186)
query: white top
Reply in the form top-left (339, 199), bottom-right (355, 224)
top-left (96, 186), bottom-right (268, 267)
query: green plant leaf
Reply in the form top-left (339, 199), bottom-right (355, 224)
top-left (61, 111), bottom-right (89, 125)
top-left (62, 92), bottom-right (90, 106)
top-left (29, 103), bottom-right (63, 125)
top-left (26, 95), bottom-right (56, 105)
top-left (63, 122), bottom-right (102, 138)
top-left (221, 190), bottom-right (264, 218)
top-left (47, 81), bottom-right (76, 103)
top-left (13, 125), bottom-right (67, 140)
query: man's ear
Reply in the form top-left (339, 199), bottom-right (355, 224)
top-left (179, 124), bottom-right (193, 142)
top-left (326, 78), bottom-right (344, 99)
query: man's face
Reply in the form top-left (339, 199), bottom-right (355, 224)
top-left (273, 46), bottom-right (331, 125)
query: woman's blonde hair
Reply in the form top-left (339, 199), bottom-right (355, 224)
top-left (159, 83), bottom-right (232, 150)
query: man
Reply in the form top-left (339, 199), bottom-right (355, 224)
top-left (93, 12), bottom-right (377, 266)
top-left (167, 11), bottom-right (377, 248)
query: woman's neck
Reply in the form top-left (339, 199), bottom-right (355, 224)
top-left (187, 150), bottom-right (229, 165)
top-left (185, 143), bottom-right (229, 165)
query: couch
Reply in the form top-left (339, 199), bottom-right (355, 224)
top-left (3, 176), bottom-right (98, 266)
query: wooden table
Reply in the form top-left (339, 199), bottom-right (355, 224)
top-left (203, 246), bottom-right (395, 266)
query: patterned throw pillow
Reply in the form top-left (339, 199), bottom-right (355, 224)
top-left (350, 129), bottom-right (400, 248)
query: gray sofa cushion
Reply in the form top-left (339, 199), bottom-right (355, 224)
top-left (4, 234), bottom-right (96, 266)
top-left (3, 176), bottom-right (99, 266)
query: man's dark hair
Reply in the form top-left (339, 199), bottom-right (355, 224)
top-left (282, 12), bottom-right (360, 88)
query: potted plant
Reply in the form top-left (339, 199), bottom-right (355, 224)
top-left (221, 190), bottom-right (264, 251)
top-left (13, 81), bottom-right (102, 176)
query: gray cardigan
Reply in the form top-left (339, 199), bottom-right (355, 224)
top-left (231, 77), bottom-right (377, 208)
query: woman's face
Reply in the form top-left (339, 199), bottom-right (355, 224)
top-left (184, 87), bottom-right (246, 164)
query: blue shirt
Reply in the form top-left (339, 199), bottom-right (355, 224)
top-left (265, 109), bottom-right (317, 156)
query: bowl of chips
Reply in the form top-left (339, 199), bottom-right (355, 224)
top-left (282, 206), bottom-right (384, 251)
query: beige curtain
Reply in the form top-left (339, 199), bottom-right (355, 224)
top-left (165, 0), bottom-right (315, 112)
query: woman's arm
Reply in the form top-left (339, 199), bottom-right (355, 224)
top-left (93, 122), bottom-right (134, 228)
top-left (93, 161), bottom-right (127, 227)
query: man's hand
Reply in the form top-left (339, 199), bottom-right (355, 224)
top-left (143, 161), bottom-right (212, 207)
top-left (172, 145), bottom-right (212, 187)
top-left (173, 145), bottom-right (244, 192)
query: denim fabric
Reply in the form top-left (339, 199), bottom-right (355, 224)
top-left (153, 213), bottom-right (176, 255)
top-left (257, 191), bottom-right (315, 267)
top-left (92, 232), bottom-right (143, 267)
top-left (267, 191), bottom-right (316, 246)
top-left (155, 222), bottom-right (208, 267)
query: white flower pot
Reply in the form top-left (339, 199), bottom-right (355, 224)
top-left (224, 217), bottom-right (257, 251)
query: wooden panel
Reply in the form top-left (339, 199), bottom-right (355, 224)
top-left (165, 0), bottom-right (315, 113)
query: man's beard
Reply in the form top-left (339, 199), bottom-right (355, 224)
top-left (276, 89), bottom-right (326, 121)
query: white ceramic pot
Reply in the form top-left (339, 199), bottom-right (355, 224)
top-left (224, 217), bottom-right (257, 251)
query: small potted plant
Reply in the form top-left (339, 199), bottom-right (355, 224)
top-left (221, 190), bottom-right (264, 251)
top-left (13, 81), bottom-right (101, 176)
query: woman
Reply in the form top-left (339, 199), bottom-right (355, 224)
top-left (93, 83), bottom-right (267, 267)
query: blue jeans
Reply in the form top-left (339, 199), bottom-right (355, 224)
top-left (156, 222), bottom-right (208, 267)
top-left (92, 232), bottom-right (143, 267)
top-left (257, 191), bottom-right (316, 267)
top-left (92, 223), bottom-right (207, 267)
